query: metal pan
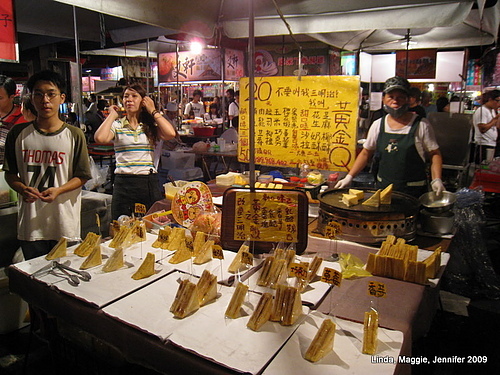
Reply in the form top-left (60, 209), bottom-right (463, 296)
top-left (419, 191), bottom-right (456, 214)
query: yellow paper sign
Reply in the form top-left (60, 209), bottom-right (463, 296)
top-left (368, 280), bottom-right (387, 298)
top-left (241, 251), bottom-right (253, 266)
top-left (321, 267), bottom-right (342, 287)
top-left (135, 203), bottom-right (147, 215)
top-left (158, 230), bottom-right (169, 242)
top-left (212, 246), bottom-right (224, 260)
top-left (234, 191), bottom-right (299, 242)
top-left (289, 262), bottom-right (309, 279)
top-left (238, 76), bottom-right (360, 171)
top-left (324, 220), bottom-right (342, 240)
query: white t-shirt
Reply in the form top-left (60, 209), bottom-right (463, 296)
top-left (364, 114), bottom-right (439, 161)
top-left (184, 101), bottom-right (205, 117)
top-left (472, 105), bottom-right (497, 147)
top-left (228, 101), bottom-right (239, 117)
top-left (3, 122), bottom-right (92, 241)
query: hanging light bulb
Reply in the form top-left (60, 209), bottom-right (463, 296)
top-left (190, 41), bottom-right (203, 55)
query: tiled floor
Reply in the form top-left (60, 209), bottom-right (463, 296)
top-left (1, 193), bottom-right (499, 375)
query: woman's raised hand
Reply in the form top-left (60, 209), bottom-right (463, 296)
top-left (141, 96), bottom-right (156, 114)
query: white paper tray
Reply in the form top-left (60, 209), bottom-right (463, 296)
top-left (168, 287), bottom-right (309, 375)
top-left (102, 271), bottom-right (231, 340)
top-left (262, 310), bottom-right (403, 375)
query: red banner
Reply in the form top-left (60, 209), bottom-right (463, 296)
top-left (396, 49), bottom-right (437, 79)
top-left (0, 0), bottom-right (17, 62)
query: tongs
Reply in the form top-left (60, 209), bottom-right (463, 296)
top-left (52, 261), bottom-right (92, 282)
top-left (30, 261), bottom-right (90, 287)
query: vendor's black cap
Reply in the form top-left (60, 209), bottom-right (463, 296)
top-left (383, 76), bottom-right (410, 94)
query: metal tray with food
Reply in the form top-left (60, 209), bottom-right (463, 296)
top-left (316, 189), bottom-right (420, 244)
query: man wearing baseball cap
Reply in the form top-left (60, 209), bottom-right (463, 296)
top-left (336, 76), bottom-right (444, 198)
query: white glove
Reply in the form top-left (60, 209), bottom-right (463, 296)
top-left (431, 178), bottom-right (445, 197)
top-left (334, 174), bottom-right (353, 189)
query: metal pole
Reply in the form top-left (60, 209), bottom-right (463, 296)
top-left (146, 38), bottom-right (150, 94)
top-left (176, 41), bottom-right (181, 130)
top-left (248, 0), bottom-right (256, 190)
top-left (72, 6), bottom-right (83, 127)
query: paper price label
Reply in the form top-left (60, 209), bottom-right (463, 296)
top-left (212, 245), bottom-right (224, 260)
top-left (368, 280), bottom-right (387, 298)
top-left (321, 267), bottom-right (342, 287)
top-left (96, 213), bottom-right (101, 228)
top-left (134, 203), bottom-right (147, 215)
top-left (325, 220), bottom-right (342, 240)
top-left (158, 229), bottom-right (169, 242)
top-left (136, 224), bottom-right (145, 238)
top-left (241, 251), bottom-right (253, 266)
top-left (289, 263), bottom-right (309, 279)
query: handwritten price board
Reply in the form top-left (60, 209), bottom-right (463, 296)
top-left (233, 191), bottom-right (299, 243)
top-left (238, 75), bottom-right (360, 171)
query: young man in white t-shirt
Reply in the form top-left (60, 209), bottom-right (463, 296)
top-left (183, 89), bottom-right (205, 119)
top-left (472, 89), bottom-right (500, 163)
top-left (3, 70), bottom-right (92, 259)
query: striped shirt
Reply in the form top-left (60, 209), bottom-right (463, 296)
top-left (111, 117), bottom-right (156, 175)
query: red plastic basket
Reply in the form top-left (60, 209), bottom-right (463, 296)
top-left (193, 126), bottom-right (215, 137)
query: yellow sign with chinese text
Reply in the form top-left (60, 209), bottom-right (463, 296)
top-left (321, 267), bottom-right (342, 287)
top-left (367, 280), bottom-right (388, 298)
top-left (238, 76), bottom-right (360, 171)
top-left (234, 191), bottom-right (299, 243)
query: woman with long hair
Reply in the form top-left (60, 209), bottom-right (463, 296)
top-left (94, 83), bottom-right (176, 219)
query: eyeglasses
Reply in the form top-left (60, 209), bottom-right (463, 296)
top-left (32, 91), bottom-right (60, 101)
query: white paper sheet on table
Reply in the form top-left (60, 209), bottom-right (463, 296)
top-left (53, 249), bottom-right (176, 308)
top-left (168, 288), bottom-right (309, 375)
top-left (13, 252), bottom-right (77, 286)
top-left (262, 310), bottom-right (403, 375)
top-left (100, 232), bottom-right (176, 263)
top-left (102, 232), bottom-right (260, 284)
top-left (102, 271), bottom-right (231, 340)
top-left (17, 233), bottom-right (178, 307)
top-left (246, 255), bottom-right (341, 307)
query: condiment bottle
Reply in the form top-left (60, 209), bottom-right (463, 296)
top-left (327, 173), bottom-right (339, 190)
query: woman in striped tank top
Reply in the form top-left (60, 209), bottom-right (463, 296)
top-left (94, 84), bottom-right (176, 219)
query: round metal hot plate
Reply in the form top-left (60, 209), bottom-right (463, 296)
top-left (318, 188), bottom-right (419, 216)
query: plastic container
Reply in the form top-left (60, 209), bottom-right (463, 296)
top-left (257, 174), bottom-right (274, 183)
top-left (193, 126), bottom-right (216, 137)
top-left (161, 151), bottom-right (195, 170)
top-left (164, 180), bottom-right (190, 200)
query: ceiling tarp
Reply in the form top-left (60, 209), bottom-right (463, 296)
top-left (223, 2), bottom-right (474, 38)
top-left (15, 0), bottom-right (156, 42)
top-left (16, 0), bottom-right (499, 52)
top-left (54, 0), bottom-right (220, 39)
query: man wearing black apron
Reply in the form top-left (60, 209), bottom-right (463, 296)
top-left (335, 76), bottom-right (444, 198)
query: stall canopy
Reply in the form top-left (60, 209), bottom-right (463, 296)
top-left (13, 1), bottom-right (499, 56)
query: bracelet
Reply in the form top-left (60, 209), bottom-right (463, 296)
top-left (151, 110), bottom-right (160, 117)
